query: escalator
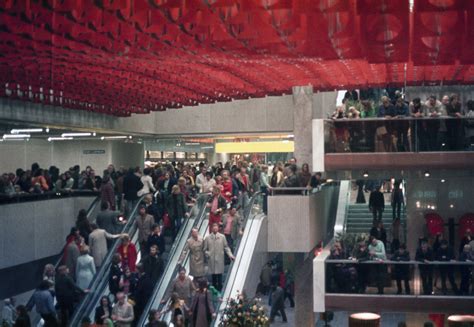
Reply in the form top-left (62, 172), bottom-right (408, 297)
top-left (136, 194), bottom-right (210, 326)
top-left (27, 195), bottom-right (101, 325)
top-left (74, 193), bottom-right (210, 325)
top-left (212, 193), bottom-right (263, 326)
top-left (68, 195), bottom-right (147, 325)
top-left (146, 193), bottom-right (262, 326)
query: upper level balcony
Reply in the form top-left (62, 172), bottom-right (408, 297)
top-left (322, 117), bottom-right (474, 171)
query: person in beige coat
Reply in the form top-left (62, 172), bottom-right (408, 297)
top-left (89, 223), bottom-right (122, 268)
top-left (135, 204), bottom-right (154, 255)
top-left (204, 223), bottom-right (235, 291)
top-left (180, 228), bottom-right (206, 281)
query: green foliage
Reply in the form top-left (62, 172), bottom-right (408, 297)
top-left (219, 292), bottom-right (269, 327)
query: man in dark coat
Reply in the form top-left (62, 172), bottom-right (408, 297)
top-left (369, 186), bottom-right (385, 223)
top-left (123, 167), bottom-right (143, 216)
top-left (415, 241), bottom-right (434, 295)
top-left (391, 243), bottom-right (411, 294)
top-left (435, 240), bottom-right (459, 295)
top-left (55, 265), bottom-right (85, 327)
top-left (269, 284), bottom-right (287, 323)
top-left (141, 244), bottom-right (164, 285)
top-left (131, 263), bottom-right (153, 324)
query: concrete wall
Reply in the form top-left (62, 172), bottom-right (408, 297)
top-left (0, 139), bottom-right (144, 173)
top-left (0, 196), bottom-right (96, 269)
top-left (242, 216), bottom-right (268, 298)
top-left (267, 185), bottom-right (339, 252)
top-left (1, 91), bottom-right (337, 137)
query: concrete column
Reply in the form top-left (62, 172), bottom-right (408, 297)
top-left (294, 253), bottom-right (315, 327)
top-left (292, 86), bottom-right (314, 170)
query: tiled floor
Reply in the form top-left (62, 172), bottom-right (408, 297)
top-left (261, 295), bottom-right (295, 326)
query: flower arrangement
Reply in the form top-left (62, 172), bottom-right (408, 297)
top-left (218, 292), bottom-right (269, 326)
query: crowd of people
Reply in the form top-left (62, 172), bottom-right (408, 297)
top-left (3, 158), bottom-right (318, 327)
top-left (328, 228), bottom-right (474, 297)
top-left (330, 90), bottom-right (474, 152)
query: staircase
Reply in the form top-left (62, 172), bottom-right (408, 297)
top-left (345, 203), bottom-right (407, 236)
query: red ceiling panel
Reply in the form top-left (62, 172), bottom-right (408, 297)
top-left (0, 0), bottom-right (473, 116)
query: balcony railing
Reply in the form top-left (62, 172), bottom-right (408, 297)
top-left (326, 259), bottom-right (474, 297)
top-left (325, 117), bottom-right (474, 153)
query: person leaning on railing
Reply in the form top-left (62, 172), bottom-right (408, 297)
top-left (415, 240), bottom-right (434, 295)
top-left (391, 243), bottom-right (411, 295)
top-left (368, 236), bottom-right (387, 295)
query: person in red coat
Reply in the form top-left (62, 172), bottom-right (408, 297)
top-left (221, 170), bottom-right (233, 204)
top-left (117, 234), bottom-right (137, 272)
top-left (206, 186), bottom-right (227, 232)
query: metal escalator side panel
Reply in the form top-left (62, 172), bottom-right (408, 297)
top-left (69, 195), bottom-right (146, 326)
top-left (137, 194), bottom-right (210, 326)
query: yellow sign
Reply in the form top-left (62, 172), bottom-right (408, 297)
top-left (215, 141), bottom-right (294, 153)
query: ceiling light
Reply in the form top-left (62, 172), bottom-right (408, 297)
top-left (48, 137), bottom-right (73, 141)
top-left (11, 128), bottom-right (43, 134)
top-left (61, 132), bottom-right (92, 137)
top-left (45, 127), bottom-right (50, 133)
top-left (3, 134), bottom-right (31, 139)
top-left (441, 179), bottom-right (446, 183)
top-left (450, 204), bottom-right (454, 208)
top-left (363, 171), bottom-right (369, 178)
top-left (424, 171), bottom-right (430, 178)
top-left (101, 136), bottom-right (128, 140)
top-left (287, 134), bottom-right (294, 138)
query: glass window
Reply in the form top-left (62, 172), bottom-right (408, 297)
top-left (163, 151), bottom-right (174, 159)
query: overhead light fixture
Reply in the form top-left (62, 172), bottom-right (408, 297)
top-left (48, 137), bottom-right (73, 141)
top-left (101, 136), bottom-right (128, 140)
top-left (61, 132), bottom-right (92, 137)
top-left (45, 127), bottom-right (50, 133)
top-left (287, 134), bottom-right (295, 138)
top-left (3, 134), bottom-right (31, 139)
top-left (11, 128), bottom-right (43, 134)
top-left (185, 142), bottom-right (200, 146)
top-left (363, 171), bottom-right (369, 178)
top-left (441, 179), bottom-right (446, 183)
top-left (424, 171), bottom-right (430, 178)
top-left (450, 204), bottom-right (454, 208)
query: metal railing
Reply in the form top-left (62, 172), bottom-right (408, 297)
top-left (136, 193), bottom-right (210, 326)
top-left (69, 195), bottom-right (146, 325)
top-left (325, 259), bottom-right (474, 296)
top-left (0, 189), bottom-right (100, 205)
top-left (325, 116), bottom-right (474, 153)
top-left (212, 193), bottom-right (263, 326)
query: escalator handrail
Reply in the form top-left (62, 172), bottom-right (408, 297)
top-left (137, 193), bottom-right (211, 326)
top-left (212, 193), bottom-right (262, 326)
top-left (69, 195), bottom-right (146, 325)
top-left (156, 202), bottom-right (211, 326)
top-left (161, 193), bottom-right (261, 326)
top-left (26, 195), bottom-right (101, 318)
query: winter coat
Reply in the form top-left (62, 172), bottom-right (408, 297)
top-left (204, 232), bottom-right (233, 275)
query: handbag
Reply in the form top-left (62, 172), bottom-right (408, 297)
top-left (162, 212), bottom-right (172, 228)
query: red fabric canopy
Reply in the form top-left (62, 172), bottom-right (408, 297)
top-left (0, 0), bottom-right (473, 116)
